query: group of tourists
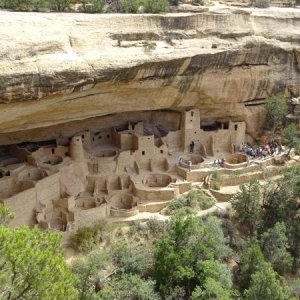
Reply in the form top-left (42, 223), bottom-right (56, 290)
top-left (239, 140), bottom-right (282, 159)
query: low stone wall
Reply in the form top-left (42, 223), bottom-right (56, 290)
top-left (138, 201), bottom-right (169, 213)
top-left (209, 189), bottom-right (234, 202)
top-left (74, 204), bottom-right (108, 228)
top-left (133, 184), bottom-right (175, 201)
top-left (110, 206), bottom-right (139, 217)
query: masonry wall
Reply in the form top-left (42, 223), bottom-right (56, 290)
top-left (3, 188), bottom-right (37, 227)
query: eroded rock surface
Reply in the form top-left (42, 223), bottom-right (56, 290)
top-left (0, 7), bottom-right (299, 144)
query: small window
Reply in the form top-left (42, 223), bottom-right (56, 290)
top-left (92, 137), bottom-right (95, 141)
top-left (191, 111), bottom-right (194, 117)
top-left (107, 134), bottom-right (110, 139)
top-left (160, 150), bottom-right (163, 154)
top-left (234, 124), bottom-right (238, 131)
top-left (190, 120), bottom-right (193, 122)
top-left (76, 138), bottom-right (80, 142)
top-left (194, 131), bottom-right (197, 134)
top-left (142, 151), bottom-right (145, 155)
top-left (68, 137), bottom-right (71, 141)
top-left (81, 135), bottom-right (84, 139)
top-left (65, 152), bottom-right (68, 156)
top-left (51, 149), bottom-right (55, 154)
top-left (99, 136), bottom-right (102, 139)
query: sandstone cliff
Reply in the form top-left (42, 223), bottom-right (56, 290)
top-left (0, 7), bottom-right (299, 144)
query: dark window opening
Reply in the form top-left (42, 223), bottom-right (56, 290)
top-left (191, 111), bottom-right (194, 117)
top-left (160, 150), bottom-right (163, 154)
top-left (194, 131), bottom-right (197, 134)
top-left (65, 152), bottom-right (68, 156)
top-left (234, 124), bottom-right (238, 131)
top-left (142, 151), bottom-right (145, 155)
top-left (51, 149), bottom-right (55, 154)
top-left (107, 134), bottom-right (110, 139)
top-left (190, 120), bottom-right (193, 122)
top-left (200, 121), bottom-right (229, 131)
top-left (81, 135), bottom-right (84, 139)
top-left (99, 136), bottom-right (102, 139)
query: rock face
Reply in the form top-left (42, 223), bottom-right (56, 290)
top-left (0, 7), bottom-right (300, 144)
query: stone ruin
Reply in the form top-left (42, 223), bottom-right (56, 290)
top-left (0, 108), bottom-right (293, 239)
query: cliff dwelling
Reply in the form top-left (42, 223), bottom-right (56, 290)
top-left (0, 108), bottom-right (247, 230)
top-left (0, 8), bottom-right (299, 243)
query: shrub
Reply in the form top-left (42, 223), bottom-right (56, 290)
top-left (146, 217), bottom-right (168, 236)
top-left (120, 0), bottom-right (140, 13)
top-left (193, 0), bottom-right (204, 5)
top-left (71, 227), bottom-right (98, 253)
top-left (253, 0), bottom-right (270, 7)
top-left (84, 0), bottom-right (106, 13)
top-left (143, 0), bottom-right (168, 13)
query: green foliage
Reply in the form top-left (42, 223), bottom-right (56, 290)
top-left (112, 240), bottom-right (152, 276)
top-left (262, 180), bottom-right (298, 230)
top-left (263, 94), bottom-right (288, 133)
top-left (165, 189), bottom-right (216, 215)
top-left (0, 203), bottom-right (15, 225)
top-left (193, 0), bottom-right (205, 5)
top-left (253, 0), bottom-right (270, 7)
top-left (244, 262), bottom-right (288, 300)
top-left (196, 260), bottom-right (232, 290)
top-left (143, 0), bottom-right (168, 13)
top-left (260, 222), bottom-right (293, 274)
top-left (153, 215), bottom-right (231, 298)
top-left (238, 241), bottom-right (266, 290)
top-left (0, 0), bottom-right (75, 11)
top-left (72, 250), bottom-right (108, 300)
top-left (190, 278), bottom-right (232, 300)
top-left (83, 0), bottom-right (106, 13)
top-left (231, 180), bottom-right (262, 234)
top-left (49, 0), bottom-right (74, 11)
top-left (120, 0), bottom-right (140, 13)
top-left (97, 274), bottom-right (160, 300)
top-left (146, 217), bottom-right (168, 236)
top-left (71, 227), bottom-right (99, 253)
top-left (0, 226), bottom-right (77, 299)
top-left (282, 124), bottom-right (300, 155)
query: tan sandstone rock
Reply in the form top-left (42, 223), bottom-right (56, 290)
top-left (0, 7), bottom-right (299, 144)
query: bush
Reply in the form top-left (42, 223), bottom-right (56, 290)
top-left (71, 227), bottom-right (99, 253)
top-left (165, 189), bottom-right (216, 215)
top-left (84, 0), bottom-right (106, 13)
top-left (143, 0), bottom-right (168, 13)
top-left (193, 0), bottom-right (204, 4)
top-left (120, 0), bottom-right (140, 13)
top-left (71, 227), bottom-right (97, 252)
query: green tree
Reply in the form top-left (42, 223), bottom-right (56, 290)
top-left (84, 0), bottom-right (106, 13)
top-left (49, 0), bottom-right (74, 11)
top-left (244, 262), bottom-right (288, 300)
top-left (0, 226), bottom-right (77, 299)
top-left (112, 240), bottom-right (152, 277)
top-left (71, 250), bottom-right (108, 300)
top-left (238, 241), bottom-right (266, 290)
top-left (143, 0), bottom-right (168, 13)
top-left (262, 180), bottom-right (298, 230)
top-left (97, 274), bottom-right (160, 300)
top-left (282, 124), bottom-right (300, 155)
top-left (190, 279), bottom-right (232, 300)
top-left (260, 222), bottom-right (293, 274)
top-left (153, 215), bottom-right (231, 298)
top-left (264, 94), bottom-right (288, 134)
top-left (0, 203), bottom-right (15, 225)
top-left (231, 180), bottom-right (262, 234)
top-left (196, 260), bottom-right (232, 291)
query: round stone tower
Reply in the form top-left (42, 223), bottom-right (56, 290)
top-left (70, 136), bottom-right (85, 162)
